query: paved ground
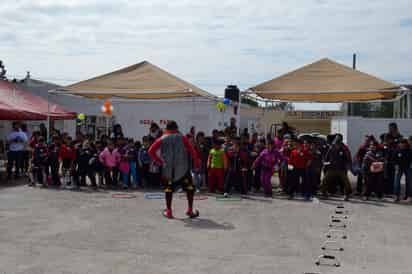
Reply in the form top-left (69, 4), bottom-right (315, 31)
top-left (1, 181), bottom-right (412, 274)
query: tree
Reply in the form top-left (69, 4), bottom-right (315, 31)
top-left (0, 60), bottom-right (6, 80)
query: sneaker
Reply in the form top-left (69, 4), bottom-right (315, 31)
top-left (344, 195), bottom-right (350, 201)
top-left (287, 195), bottom-right (294, 200)
top-left (394, 196), bottom-right (400, 203)
top-left (223, 192), bottom-right (229, 198)
top-left (163, 209), bottom-right (173, 219)
top-left (186, 209), bottom-right (199, 219)
top-left (403, 196), bottom-right (409, 201)
top-left (362, 196), bottom-right (368, 201)
top-left (196, 189), bottom-right (200, 194)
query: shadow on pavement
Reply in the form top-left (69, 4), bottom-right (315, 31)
top-left (179, 218), bottom-right (235, 230)
top-left (0, 177), bottom-right (28, 189)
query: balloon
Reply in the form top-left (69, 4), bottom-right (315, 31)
top-left (101, 100), bottom-right (113, 116)
top-left (216, 102), bottom-right (226, 111)
top-left (223, 98), bottom-right (230, 105)
top-left (77, 113), bottom-right (86, 120)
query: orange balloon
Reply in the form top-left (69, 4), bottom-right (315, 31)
top-left (103, 100), bottom-right (113, 115)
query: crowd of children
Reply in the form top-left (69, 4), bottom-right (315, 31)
top-left (26, 124), bottom-right (158, 190)
top-left (6, 121), bottom-right (412, 203)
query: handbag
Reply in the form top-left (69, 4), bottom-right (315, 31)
top-left (370, 162), bottom-right (384, 173)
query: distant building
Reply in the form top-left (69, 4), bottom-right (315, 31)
top-left (16, 72), bottom-right (61, 100)
top-left (344, 85), bottom-right (412, 118)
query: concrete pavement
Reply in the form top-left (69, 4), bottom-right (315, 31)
top-left (0, 183), bottom-right (411, 274)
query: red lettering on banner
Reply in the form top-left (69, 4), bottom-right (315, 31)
top-left (140, 119), bottom-right (170, 125)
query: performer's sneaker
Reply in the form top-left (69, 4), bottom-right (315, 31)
top-left (186, 209), bottom-right (199, 219)
top-left (163, 209), bottom-right (174, 219)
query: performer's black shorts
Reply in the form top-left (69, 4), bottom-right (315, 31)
top-left (162, 173), bottom-right (194, 193)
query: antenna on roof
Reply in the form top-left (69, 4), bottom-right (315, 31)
top-left (352, 53), bottom-right (356, 70)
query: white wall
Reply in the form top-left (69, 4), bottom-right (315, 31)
top-left (331, 117), bottom-right (412, 156)
top-left (48, 94), bottom-right (240, 139)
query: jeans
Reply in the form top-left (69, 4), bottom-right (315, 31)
top-left (192, 170), bottom-right (204, 190)
top-left (7, 151), bottom-right (23, 178)
top-left (129, 161), bottom-right (139, 187)
top-left (121, 172), bottom-right (129, 187)
top-left (393, 166), bottom-right (411, 197)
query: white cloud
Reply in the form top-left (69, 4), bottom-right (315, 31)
top-left (1, 0), bottom-right (411, 110)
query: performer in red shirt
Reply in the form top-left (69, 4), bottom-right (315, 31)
top-left (149, 121), bottom-right (200, 219)
top-left (288, 141), bottom-right (313, 200)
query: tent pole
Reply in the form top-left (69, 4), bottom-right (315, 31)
top-left (237, 91), bottom-right (242, 135)
top-left (192, 94), bottom-right (195, 133)
top-left (106, 115), bottom-right (110, 136)
top-left (264, 100), bottom-right (268, 137)
top-left (47, 91), bottom-right (50, 142)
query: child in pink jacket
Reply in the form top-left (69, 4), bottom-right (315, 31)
top-left (99, 141), bottom-right (120, 188)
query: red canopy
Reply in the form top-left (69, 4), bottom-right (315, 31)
top-left (0, 80), bottom-right (76, 120)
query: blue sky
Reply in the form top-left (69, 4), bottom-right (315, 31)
top-left (1, 0), bottom-right (411, 110)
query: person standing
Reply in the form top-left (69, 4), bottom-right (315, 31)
top-left (252, 140), bottom-right (283, 197)
top-left (362, 141), bottom-right (385, 200)
top-left (6, 122), bottom-right (28, 180)
top-left (149, 123), bottom-right (162, 140)
top-left (20, 123), bottom-right (30, 175)
top-left (207, 139), bottom-right (227, 193)
top-left (392, 139), bottom-right (411, 202)
top-left (321, 137), bottom-right (352, 201)
top-left (59, 137), bottom-right (76, 189)
top-left (39, 123), bottom-right (48, 140)
top-left (224, 137), bottom-right (249, 196)
top-left (47, 135), bottom-right (62, 187)
top-left (224, 117), bottom-right (238, 137)
top-left (193, 132), bottom-right (209, 193)
top-left (99, 141), bottom-right (120, 188)
top-left (110, 124), bottom-right (124, 142)
top-left (287, 141), bottom-right (313, 200)
top-left (383, 123), bottom-right (403, 194)
top-left (355, 135), bottom-right (375, 195)
top-left (148, 121), bottom-right (200, 219)
top-left (30, 136), bottom-right (48, 187)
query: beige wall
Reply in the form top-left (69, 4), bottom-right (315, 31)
top-left (256, 110), bottom-right (343, 135)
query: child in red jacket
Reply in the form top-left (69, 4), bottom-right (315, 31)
top-left (288, 141), bottom-right (313, 200)
top-left (59, 137), bottom-right (76, 189)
